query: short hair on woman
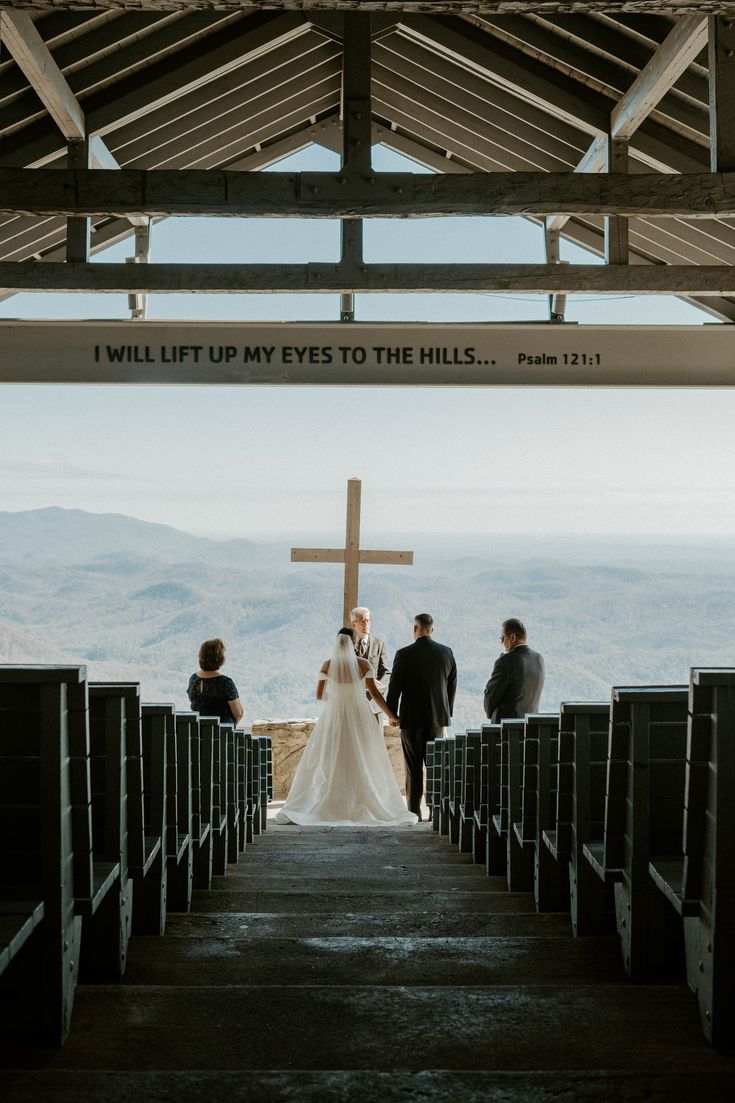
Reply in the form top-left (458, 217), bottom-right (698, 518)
top-left (502, 618), bottom-right (527, 640)
top-left (199, 638), bottom-right (226, 671)
top-left (338, 626), bottom-right (356, 643)
top-left (414, 613), bottom-right (433, 631)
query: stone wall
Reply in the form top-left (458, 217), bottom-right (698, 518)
top-left (252, 718), bottom-right (406, 800)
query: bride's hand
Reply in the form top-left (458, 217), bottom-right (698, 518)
top-left (387, 711), bottom-right (400, 727)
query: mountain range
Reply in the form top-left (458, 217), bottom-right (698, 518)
top-left (1, 507), bottom-right (733, 730)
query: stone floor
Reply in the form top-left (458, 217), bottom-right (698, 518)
top-left (2, 813), bottom-right (735, 1101)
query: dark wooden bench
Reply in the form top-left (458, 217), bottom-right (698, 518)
top-left (585, 685), bottom-right (688, 978)
top-left (609, 685), bottom-right (688, 979)
top-left (234, 729), bottom-right (247, 852)
top-left (555, 701), bottom-right (611, 936)
top-left (534, 709), bottom-right (567, 912)
top-left (438, 734), bottom-right (455, 837)
top-left (489, 719), bottom-right (524, 878)
top-left (91, 683), bottom-right (166, 937)
top-left (471, 724), bottom-right (496, 866)
top-left (199, 716), bottom-right (228, 874)
top-left (142, 704), bottom-right (192, 912)
top-left (259, 734), bottom-right (272, 832)
top-left (79, 683), bottom-right (133, 978)
top-left (459, 728), bottom-right (481, 854)
top-left (508, 714), bottom-right (558, 892)
top-left (448, 730), bottom-right (465, 846)
top-left (427, 736), bottom-right (440, 833)
top-left (177, 711), bottom-right (212, 891)
top-left (0, 665), bottom-right (83, 1044)
top-left (649, 668), bottom-right (735, 1048)
top-left (224, 723), bottom-right (241, 864)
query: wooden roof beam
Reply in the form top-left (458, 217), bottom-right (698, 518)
top-left (547, 12), bottom-right (708, 234)
top-left (0, 11), bottom-right (148, 229)
top-left (4, 166), bottom-right (735, 219)
top-left (4, 260), bottom-right (735, 297)
top-left (0, 4), bottom-right (734, 14)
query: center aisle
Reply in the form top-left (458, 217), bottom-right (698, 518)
top-left (4, 820), bottom-right (735, 1101)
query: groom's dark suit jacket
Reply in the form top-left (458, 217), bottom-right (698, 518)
top-left (483, 644), bottom-right (544, 722)
top-left (386, 636), bottom-right (457, 729)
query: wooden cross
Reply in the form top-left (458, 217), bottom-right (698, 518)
top-left (291, 477), bottom-right (414, 625)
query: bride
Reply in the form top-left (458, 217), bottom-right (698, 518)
top-left (275, 627), bottom-right (418, 827)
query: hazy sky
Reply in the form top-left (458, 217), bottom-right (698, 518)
top-left (1, 145), bottom-right (733, 539)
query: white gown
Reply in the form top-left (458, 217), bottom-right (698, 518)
top-left (277, 668), bottom-right (417, 827)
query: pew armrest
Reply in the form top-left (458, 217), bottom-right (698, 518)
top-left (582, 842), bottom-right (622, 884)
top-left (142, 835), bottom-right (162, 876)
top-left (542, 829), bottom-right (558, 859)
top-left (77, 861), bottom-right (121, 917)
top-left (0, 901), bottom-right (45, 974)
top-left (648, 858), bottom-right (700, 918)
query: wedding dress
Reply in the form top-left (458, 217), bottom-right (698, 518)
top-left (275, 634), bottom-right (418, 827)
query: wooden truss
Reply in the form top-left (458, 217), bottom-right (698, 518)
top-left (1, 4), bottom-right (735, 300)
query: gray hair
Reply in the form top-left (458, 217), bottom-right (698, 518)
top-left (350, 606), bottom-right (371, 620)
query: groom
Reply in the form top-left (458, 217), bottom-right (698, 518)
top-left (387, 613), bottom-right (457, 820)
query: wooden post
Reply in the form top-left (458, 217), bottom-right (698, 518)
top-left (66, 137), bottom-right (90, 263)
top-left (343, 477), bottom-right (361, 625)
top-left (709, 15), bottom-right (735, 172)
top-left (605, 137), bottom-right (629, 266)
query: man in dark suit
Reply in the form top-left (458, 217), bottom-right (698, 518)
top-left (351, 606), bottom-right (390, 724)
top-left (387, 613), bottom-right (457, 820)
top-left (483, 618), bottom-right (544, 722)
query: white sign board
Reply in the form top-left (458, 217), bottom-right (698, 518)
top-left (1, 321), bottom-right (734, 385)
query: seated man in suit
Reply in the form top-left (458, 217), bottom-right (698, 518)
top-left (484, 618), bottom-right (544, 722)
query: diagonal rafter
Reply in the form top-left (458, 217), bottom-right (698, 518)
top-left (547, 13), bottom-right (708, 233)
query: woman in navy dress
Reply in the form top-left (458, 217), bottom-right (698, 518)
top-left (187, 637), bottom-right (244, 724)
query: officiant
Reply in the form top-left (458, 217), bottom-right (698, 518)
top-left (351, 607), bottom-right (390, 725)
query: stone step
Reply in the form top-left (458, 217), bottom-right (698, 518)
top-left (191, 889), bottom-right (537, 914)
top-left (5, 1069), bottom-right (735, 1103)
top-left (235, 851), bottom-right (475, 868)
top-left (163, 911), bottom-right (573, 940)
top-left (4, 986), bottom-right (729, 1073)
top-left (211, 869), bottom-right (503, 890)
top-left (122, 935), bottom-right (626, 987)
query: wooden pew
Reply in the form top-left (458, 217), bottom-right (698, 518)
top-left (0, 665), bottom-right (83, 1044)
top-left (81, 684), bottom-right (133, 978)
top-left (556, 701), bottom-right (612, 935)
top-left (91, 683), bottom-right (166, 937)
top-left (178, 711), bottom-right (212, 891)
top-left (459, 728), bottom-right (481, 854)
top-left (235, 729), bottom-right (247, 853)
top-left (448, 731), bottom-right (465, 846)
top-left (201, 716), bottom-right (228, 874)
top-left (438, 734), bottom-right (454, 837)
top-left (425, 738), bottom-right (438, 828)
top-left (508, 714), bottom-right (558, 892)
top-left (471, 724), bottom-right (495, 866)
top-left (142, 705), bottom-right (192, 912)
top-left (428, 736), bottom-right (445, 831)
top-left (479, 723), bottom-right (503, 874)
top-left (602, 685), bottom-right (688, 979)
top-left (534, 708), bottom-right (568, 912)
top-left (224, 723), bottom-right (241, 864)
top-left (648, 669), bottom-right (735, 1047)
top-left (489, 719), bottom-right (524, 878)
top-left (260, 734), bottom-right (272, 832)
